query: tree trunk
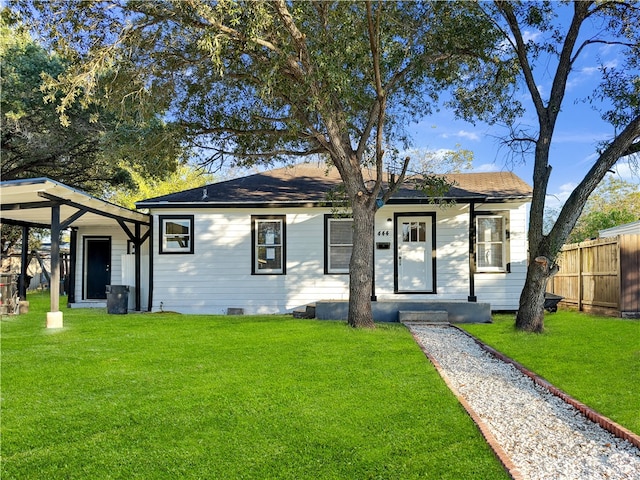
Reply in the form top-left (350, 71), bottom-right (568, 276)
top-left (515, 256), bottom-right (553, 333)
top-left (347, 195), bottom-right (376, 328)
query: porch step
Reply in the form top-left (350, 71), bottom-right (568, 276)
top-left (293, 304), bottom-right (316, 319)
top-left (69, 301), bottom-right (107, 309)
top-left (398, 310), bottom-right (449, 324)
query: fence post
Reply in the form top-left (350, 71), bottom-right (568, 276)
top-left (578, 243), bottom-right (583, 312)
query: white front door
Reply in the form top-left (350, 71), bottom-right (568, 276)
top-left (397, 216), bottom-right (434, 292)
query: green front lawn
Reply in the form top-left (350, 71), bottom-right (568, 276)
top-left (462, 311), bottom-right (640, 435)
top-left (2, 294), bottom-right (508, 479)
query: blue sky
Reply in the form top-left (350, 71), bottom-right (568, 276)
top-left (408, 8), bottom-right (639, 212)
top-left (409, 95), bottom-right (638, 211)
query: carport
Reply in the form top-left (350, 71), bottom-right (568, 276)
top-left (0, 178), bottom-right (151, 327)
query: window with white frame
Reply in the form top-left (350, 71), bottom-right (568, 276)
top-left (252, 216), bottom-right (285, 274)
top-left (325, 216), bottom-right (353, 274)
top-left (160, 215), bottom-right (194, 254)
top-left (476, 214), bottom-right (508, 272)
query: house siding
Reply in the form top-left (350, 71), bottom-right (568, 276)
top-left (73, 226), bottom-right (150, 310)
top-left (148, 202), bottom-right (528, 315)
top-left (73, 227), bottom-right (127, 303)
top-left (474, 203), bottom-right (529, 310)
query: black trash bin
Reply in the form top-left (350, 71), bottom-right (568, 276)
top-left (106, 285), bottom-right (129, 314)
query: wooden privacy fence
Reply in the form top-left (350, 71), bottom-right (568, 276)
top-left (547, 234), bottom-right (640, 318)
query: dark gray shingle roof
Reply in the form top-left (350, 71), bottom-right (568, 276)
top-left (136, 163), bottom-right (532, 208)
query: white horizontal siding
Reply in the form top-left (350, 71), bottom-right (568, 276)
top-left (373, 204), bottom-right (470, 300)
top-left (151, 209), bottom-right (350, 314)
top-left (149, 202), bottom-right (530, 314)
top-left (73, 225), bottom-right (150, 309)
top-left (474, 203), bottom-right (529, 310)
top-left (74, 226), bottom-right (128, 303)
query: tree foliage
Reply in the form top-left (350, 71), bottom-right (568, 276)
top-left (567, 178), bottom-right (640, 243)
top-left (471, 1), bottom-right (640, 332)
top-left (107, 164), bottom-right (215, 211)
top-left (0, 9), bottom-right (183, 195)
top-left (13, 0), bottom-right (513, 327)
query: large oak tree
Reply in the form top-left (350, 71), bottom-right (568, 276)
top-left (15, 0), bottom-right (513, 327)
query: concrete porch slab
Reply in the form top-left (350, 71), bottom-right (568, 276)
top-left (315, 300), bottom-right (491, 323)
top-left (399, 310), bottom-right (448, 323)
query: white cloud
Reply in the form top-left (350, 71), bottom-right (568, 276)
top-left (552, 132), bottom-right (610, 145)
top-left (579, 66), bottom-right (600, 76)
top-left (546, 182), bottom-right (576, 209)
top-left (440, 130), bottom-right (480, 141)
top-left (611, 159), bottom-right (640, 184)
top-left (429, 148), bottom-right (456, 161)
top-left (578, 152), bottom-right (599, 165)
top-left (474, 163), bottom-right (500, 173)
top-left (456, 130), bottom-right (480, 141)
top-left (536, 83), bottom-right (549, 101)
top-left (522, 30), bottom-right (542, 43)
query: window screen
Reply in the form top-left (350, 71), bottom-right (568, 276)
top-left (160, 216), bottom-right (194, 254)
top-left (327, 218), bottom-right (353, 273)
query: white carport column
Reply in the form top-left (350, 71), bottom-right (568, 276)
top-left (46, 203), bottom-right (63, 328)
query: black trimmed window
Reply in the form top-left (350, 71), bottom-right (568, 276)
top-left (159, 215), bottom-right (194, 254)
top-left (252, 215), bottom-right (286, 274)
top-left (325, 216), bottom-right (353, 274)
top-left (475, 214), bottom-right (508, 272)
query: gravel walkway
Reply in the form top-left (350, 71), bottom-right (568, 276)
top-left (407, 324), bottom-right (640, 480)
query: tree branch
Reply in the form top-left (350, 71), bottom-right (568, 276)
top-left (571, 38), bottom-right (637, 64)
top-left (622, 141), bottom-right (640, 157)
top-left (271, 0), bottom-right (312, 77)
top-left (365, 0), bottom-right (386, 202)
top-left (546, 1), bottom-right (591, 127)
top-left (496, 1), bottom-right (546, 119)
top-left (550, 115), bottom-right (640, 247)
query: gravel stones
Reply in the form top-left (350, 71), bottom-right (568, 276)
top-left (408, 324), bottom-right (640, 480)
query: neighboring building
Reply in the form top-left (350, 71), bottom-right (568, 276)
top-left (130, 163), bottom-right (532, 316)
top-left (599, 220), bottom-right (640, 237)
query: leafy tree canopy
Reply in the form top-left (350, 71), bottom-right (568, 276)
top-left (0, 9), bottom-right (184, 196)
top-left (11, 1), bottom-right (514, 172)
top-left (107, 164), bottom-right (215, 210)
top-left (567, 178), bottom-right (640, 243)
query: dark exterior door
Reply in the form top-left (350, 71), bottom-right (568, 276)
top-left (85, 237), bottom-right (111, 299)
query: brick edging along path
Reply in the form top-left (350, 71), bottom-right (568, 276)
top-left (452, 325), bottom-right (640, 450)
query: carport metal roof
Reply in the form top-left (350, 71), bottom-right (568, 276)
top-left (0, 177), bottom-right (150, 229)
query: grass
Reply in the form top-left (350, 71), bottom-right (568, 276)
top-left (2, 293), bottom-right (509, 480)
top-left (462, 310), bottom-right (640, 435)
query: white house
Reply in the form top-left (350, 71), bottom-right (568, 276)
top-left (0, 164), bottom-right (532, 323)
top-left (132, 163), bottom-right (532, 318)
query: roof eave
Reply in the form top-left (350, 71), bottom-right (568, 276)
top-left (138, 194), bottom-right (532, 209)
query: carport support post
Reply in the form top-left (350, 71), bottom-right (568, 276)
top-left (19, 225), bottom-right (29, 300)
top-left (46, 203), bottom-right (63, 328)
